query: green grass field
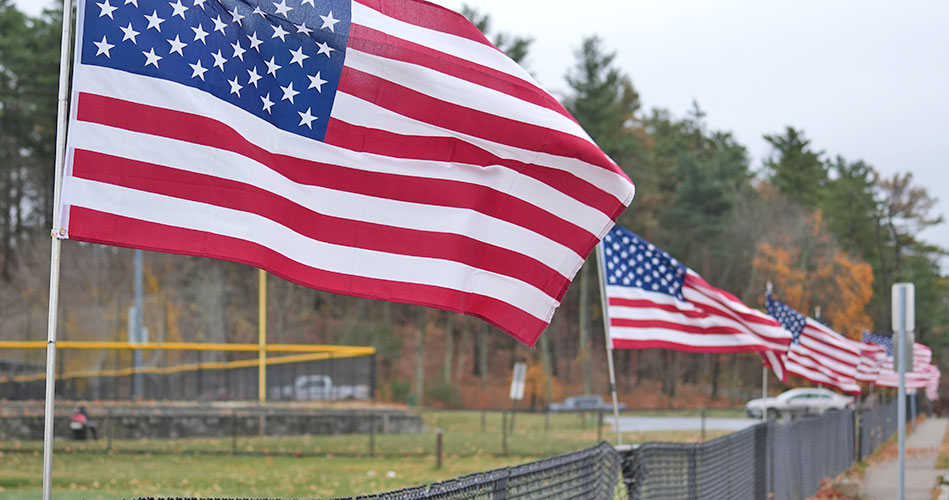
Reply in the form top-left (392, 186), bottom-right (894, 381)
top-left (0, 410), bottom-right (734, 499)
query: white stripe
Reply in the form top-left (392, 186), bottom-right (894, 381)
top-left (344, 48), bottom-right (593, 143)
top-left (332, 92), bottom-right (634, 207)
top-left (68, 120), bottom-right (579, 280)
top-left (65, 178), bottom-right (558, 321)
top-left (73, 66), bottom-right (618, 243)
top-left (608, 328), bottom-right (768, 348)
top-left (351, 2), bottom-right (543, 97)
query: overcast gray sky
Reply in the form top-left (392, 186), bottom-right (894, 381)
top-left (16, 0), bottom-right (949, 266)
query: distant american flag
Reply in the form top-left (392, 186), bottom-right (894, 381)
top-left (58, 0), bottom-right (636, 346)
top-left (766, 295), bottom-right (860, 395)
top-left (865, 333), bottom-right (939, 391)
top-left (601, 226), bottom-right (790, 353)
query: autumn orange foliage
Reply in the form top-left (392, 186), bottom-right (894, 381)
top-left (752, 211), bottom-right (873, 340)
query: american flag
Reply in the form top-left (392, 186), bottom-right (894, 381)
top-left (766, 295), bottom-right (860, 395)
top-left (864, 333), bottom-right (938, 390)
top-left (601, 226), bottom-right (791, 353)
top-left (855, 340), bottom-right (885, 383)
top-left (58, 0), bottom-right (636, 346)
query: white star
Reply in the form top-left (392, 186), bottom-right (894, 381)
top-left (124, 0), bottom-right (138, 6)
top-left (231, 41), bottom-right (246, 61)
top-left (307, 71), bottom-right (326, 91)
top-left (319, 11), bottom-right (339, 32)
top-left (212, 15), bottom-right (227, 34)
top-left (252, 5), bottom-right (266, 17)
top-left (120, 22), bottom-right (140, 43)
top-left (296, 23), bottom-right (312, 35)
top-left (167, 34), bottom-right (187, 56)
top-left (230, 6), bottom-right (245, 24)
top-left (93, 35), bottom-right (115, 57)
top-left (264, 56), bottom-right (281, 76)
top-left (247, 67), bottom-right (262, 87)
top-left (189, 59), bottom-right (207, 80)
top-left (228, 76), bottom-right (243, 97)
top-left (260, 93), bottom-right (274, 113)
top-left (315, 41), bottom-right (333, 58)
top-left (288, 46), bottom-right (309, 67)
top-left (272, 0), bottom-right (292, 17)
top-left (144, 10), bottom-right (165, 31)
top-left (193, 0), bottom-right (206, 8)
top-left (280, 82), bottom-right (299, 103)
top-left (191, 24), bottom-right (209, 44)
top-left (169, 0), bottom-right (188, 19)
top-left (297, 108), bottom-right (317, 129)
top-left (211, 49), bottom-right (227, 70)
top-left (97, 0), bottom-right (117, 19)
top-left (271, 23), bottom-right (288, 42)
top-left (142, 47), bottom-right (162, 68)
top-left (248, 32), bottom-right (263, 51)
top-left (301, 0), bottom-right (314, 6)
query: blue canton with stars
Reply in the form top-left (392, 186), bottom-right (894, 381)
top-left (80, 0), bottom-right (350, 140)
top-left (601, 225), bottom-right (687, 301)
top-left (765, 295), bottom-right (806, 344)
top-left (862, 331), bottom-right (893, 356)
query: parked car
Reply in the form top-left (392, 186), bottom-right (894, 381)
top-left (271, 375), bottom-right (370, 401)
top-left (548, 395), bottom-right (627, 412)
top-left (745, 388), bottom-right (854, 418)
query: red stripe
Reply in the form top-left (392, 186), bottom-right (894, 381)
top-left (607, 297), bottom-right (709, 319)
top-left (324, 119), bottom-right (625, 220)
top-left (609, 318), bottom-right (745, 335)
top-left (76, 92), bottom-right (594, 256)
top-left (67, 206), bottom-right (546, 347)
top-left (337, 67), bottom-right (622, 173)
top-left (353, 0), bottom-right (494, 47)
top-left (347, 24), bottom-right (574, 120)
top-left (610, 338), bottom-right (767, 354)
top-left (71, 148), bottom-right (570, 300)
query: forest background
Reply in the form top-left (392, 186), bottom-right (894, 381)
top-left (0, 0), bottom-right (946, 409)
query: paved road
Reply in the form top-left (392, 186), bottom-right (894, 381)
top-left (608, 415), bottom-right (762, 432)
top-left (861, 418), bottom-right (948, 500)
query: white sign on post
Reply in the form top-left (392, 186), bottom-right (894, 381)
top-left (509, 362), bottom-right (527, 400)
top-left (892, 283), bottom-right (915, 373)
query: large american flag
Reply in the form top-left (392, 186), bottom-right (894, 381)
top-left (766, 295), bottom-right (860, 395)
top-left (58, 0), bottom-right (636, 346)
top-left (601, 226), bottom-right (791, 353)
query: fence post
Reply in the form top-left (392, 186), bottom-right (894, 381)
top-left (596, 409), bottom-right (603, 442)
top-left (700, 409), bottom-right (706, 442)
top-left (435, 428), bottom-right (443, 469)
top-left (544, 409), bottom-right (550, 431)
top-left (502, 410), bottom-right (508, 456)
top-left (231, 409), bottom-right (237, 455)
top-left (481, 409), bottom-right (486, 432)
top-left (369, 414), bottom-right (376, 457)
top-left (688, 446), bottom-right (698, 500)
top-left (106, 407), bottom-right (113, 452)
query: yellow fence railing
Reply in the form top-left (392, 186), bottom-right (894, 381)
top-left (0, 341), bottom-right (374, 385)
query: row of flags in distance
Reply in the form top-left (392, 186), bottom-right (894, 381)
top-left (602, 224), bottom-right (940, 400)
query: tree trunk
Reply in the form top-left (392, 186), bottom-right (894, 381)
top-left (711, 354), bottom-right (720, 399)
top-left (540, 329), bottom-right (553, 408)
top-left (478, 323), bottom-right (488, 387)
top-left (442, 315), bottom-right (454, 384)
top-left (578, 262), bottom-right (592, 394)
top-left (413, 315), bottom-right (426, 406)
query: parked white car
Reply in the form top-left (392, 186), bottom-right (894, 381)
top-left (271, 375), bottom-right (370, 401)
top-left (745, 388), bottom-right (854, 418)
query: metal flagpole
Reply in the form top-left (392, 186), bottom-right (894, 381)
top-left (258, 269), bottom-right (267, 403)
top-left (595, 241), bottom-right (622, 445)
top-left (763, 282), bottom-right (772, 420)
top-left (43, 0), bottom-right (78, 498)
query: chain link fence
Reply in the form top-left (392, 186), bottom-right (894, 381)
top-left (857, 398), bottom-right (899, 461)
top-left (619, 407), bottom-right (890, 500)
